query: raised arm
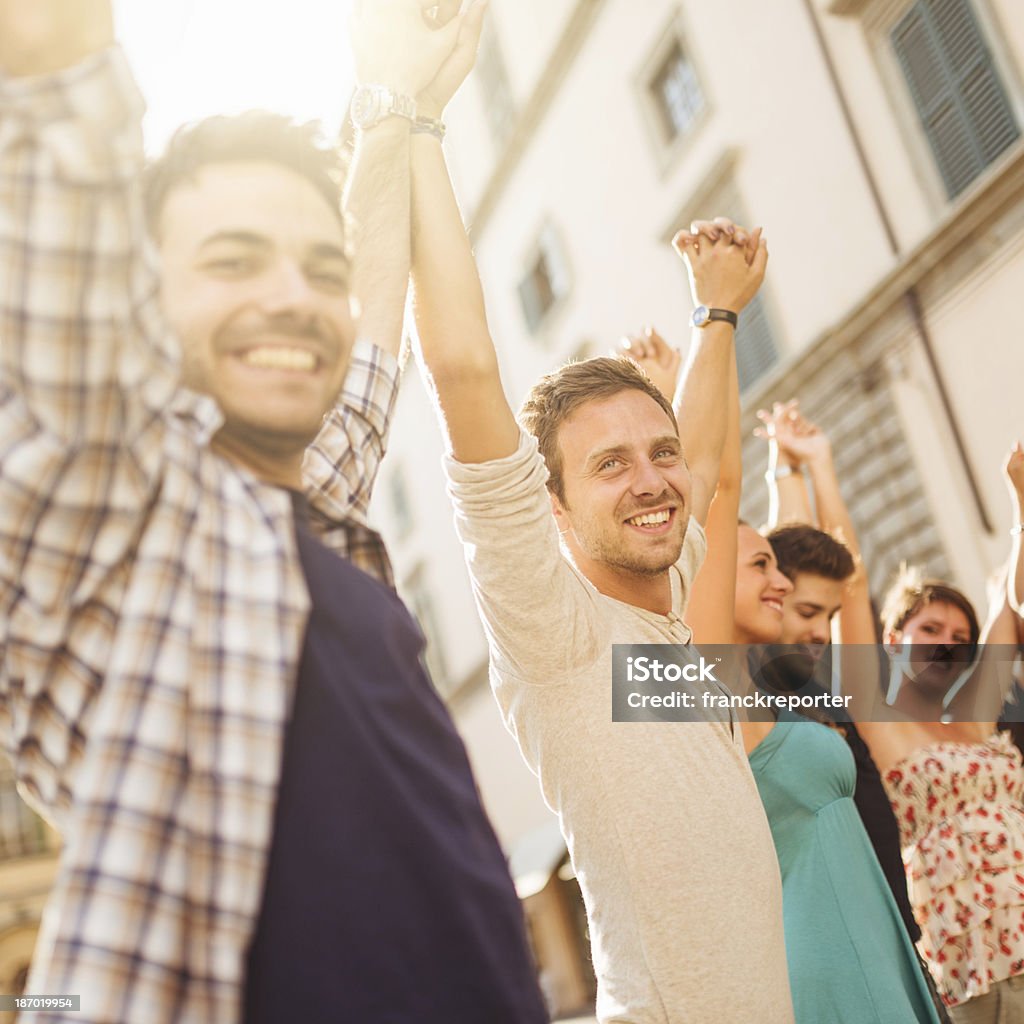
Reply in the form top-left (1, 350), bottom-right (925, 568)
top-left (407, 1), bottom-right (518, 464)
top-left (0, 2), bottom-right (186, 628)
top-left (305, 0), bottom-right (460, 521)
top-left (685, 341), bottom-right (741, 644)
top-left (757, 400), bottom-right (814, 527)
top-left (673, 222), bottom-right (767, 525)
top-left (762, 403), bottom-right (877, 646)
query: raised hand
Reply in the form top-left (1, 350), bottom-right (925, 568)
top-left (350, 0), bottom-right (464, 98)
top-left (673, 216), bottom-right (767, 314)
top-left (755, 399), bottom-right (831, 469)
top-left (418, 0), bottom-right (488, 119)
top-left (617, 327), bottom-right (681, 402)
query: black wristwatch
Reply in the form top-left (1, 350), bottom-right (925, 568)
top-left (690, 305), bottom-right (738, 329)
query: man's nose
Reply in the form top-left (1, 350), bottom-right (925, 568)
top-left (261, 258), bottom-right (318, 314)
top-left (809, 624), bottom-right (830, 645)
top-left (629, 457), bottom-right (665, 495)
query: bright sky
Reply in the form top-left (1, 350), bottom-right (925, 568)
top-left (115, 0), bottom-right (357, 153)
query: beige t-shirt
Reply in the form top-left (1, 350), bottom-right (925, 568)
top-left (446, 432), bottom-right (793, 1024)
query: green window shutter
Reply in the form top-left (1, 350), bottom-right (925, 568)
top-left (892, 0), bottom-right (1019, 198)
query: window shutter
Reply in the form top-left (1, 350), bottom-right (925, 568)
top-left (736, 293), bottom-right (779, 393)
top-left (892, 0), bottom-right (1019, 198)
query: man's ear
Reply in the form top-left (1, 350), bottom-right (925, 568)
top-left (549, 490), bottom-right (569, 533)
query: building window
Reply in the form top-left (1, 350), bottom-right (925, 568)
top-left (891, 0), bottom-right (1019, 198)
top-left (648, 38), bottom-right (704, 145)
top-left (476, 17), bottom-right (516, 147)
top-left (518, 223), bottom-right (570, 335)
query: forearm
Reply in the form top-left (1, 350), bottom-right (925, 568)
top-left (687, 345), bottom-right (740, 644)
top-left (0, 1), bottom-right (113, 76)
top-left (674, 324), bottom-right (734, 520)
top-left (806, 454), bottom-right (876, 644)
top-left (767, 466), bottom-right (813, 528)
top-left (410, 134), bottom-right (518, 462)
top-left (344, 120), bottom-right (412, 362)
top-left (807, 454), bottom-right (862, 560)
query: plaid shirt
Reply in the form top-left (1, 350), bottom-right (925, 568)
top-left (0, 49), bottom-right (398, 1022)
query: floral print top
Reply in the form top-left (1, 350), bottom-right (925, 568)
top-left (884, 732), bottom-right (1024, 1007)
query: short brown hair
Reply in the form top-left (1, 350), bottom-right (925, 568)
top-left (517, 356), bottom-right (677, 504)
top-left (880, 564), bottom-right (980, 646)
top-left (143, 111), bottom-right (349, 240)
top-left (768, 524), bottom-right (855, 583)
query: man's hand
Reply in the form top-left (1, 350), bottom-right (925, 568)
top-left (755, 399), bottom-right (831, 470)
top-left (673, 216), bottom-right (767, 313)
top-left (0, 0), bottom-right (114, 76)
top-left (617, 327), bottom-right (680, 402)
top-left (350, 0), bottom-right (463, 98)
top-left (417, 0), bottom-right (488, 119)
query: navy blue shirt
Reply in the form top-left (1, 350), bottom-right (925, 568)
top-left (244, 500), bottom-right (547, 1023)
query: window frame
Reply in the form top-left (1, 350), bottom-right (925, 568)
top-left (633, 9), bottom-right (711, 176)
top-left (516, 219), bottom-right (572, 341)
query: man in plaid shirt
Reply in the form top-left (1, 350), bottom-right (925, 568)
top-left (0, 1), bottom-right (546, 1022)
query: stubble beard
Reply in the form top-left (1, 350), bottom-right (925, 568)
top-left (586, 519), bottom-right (687, 578)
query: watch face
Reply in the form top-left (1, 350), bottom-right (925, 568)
top-left (691, 305), bottom-right (710, 327)
top-left (351, 87), bottom-right (381, 128)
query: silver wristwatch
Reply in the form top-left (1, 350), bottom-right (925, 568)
top-left (350, 85), bottom-right (417, 130)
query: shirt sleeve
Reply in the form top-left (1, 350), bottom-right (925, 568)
top-left (675, 516), bottom-right (707, 620)
top-left (303, 338), bottom-right (400, 526)
top-left (445, 430), bottom-right (604, 683)
top-left (0, 46), bottom-right (176, 618)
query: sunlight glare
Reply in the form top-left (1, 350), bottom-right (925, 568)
top-left (116, 0), bottom-right (357, 153)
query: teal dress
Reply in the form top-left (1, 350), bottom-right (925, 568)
top-left (749, 711), bottom-right (940, 1024)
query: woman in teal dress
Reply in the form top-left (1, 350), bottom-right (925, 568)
top-left (749, 704), bottom-right (940, 1023)
top-left (692, 524), bottom-right (941, 1024)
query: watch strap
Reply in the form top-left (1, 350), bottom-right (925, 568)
top-left (706, 308), bottom-right (738, 328)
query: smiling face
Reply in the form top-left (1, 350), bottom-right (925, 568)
top-left (734, 525), bottom-right (794, 643)
top-left (779, 571), bottom-right (845, 647)
top-left (550, 389), bottom-right (691, 581)
top-left (886, 599), bottom-right (975, 697)
top-left (157, 160), bottom-right (356, 462)
top-left (766, 571), bottom-right (845, 682)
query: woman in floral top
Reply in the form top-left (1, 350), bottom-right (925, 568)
top-left (865, 561), bottom-right (1024, 1022)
